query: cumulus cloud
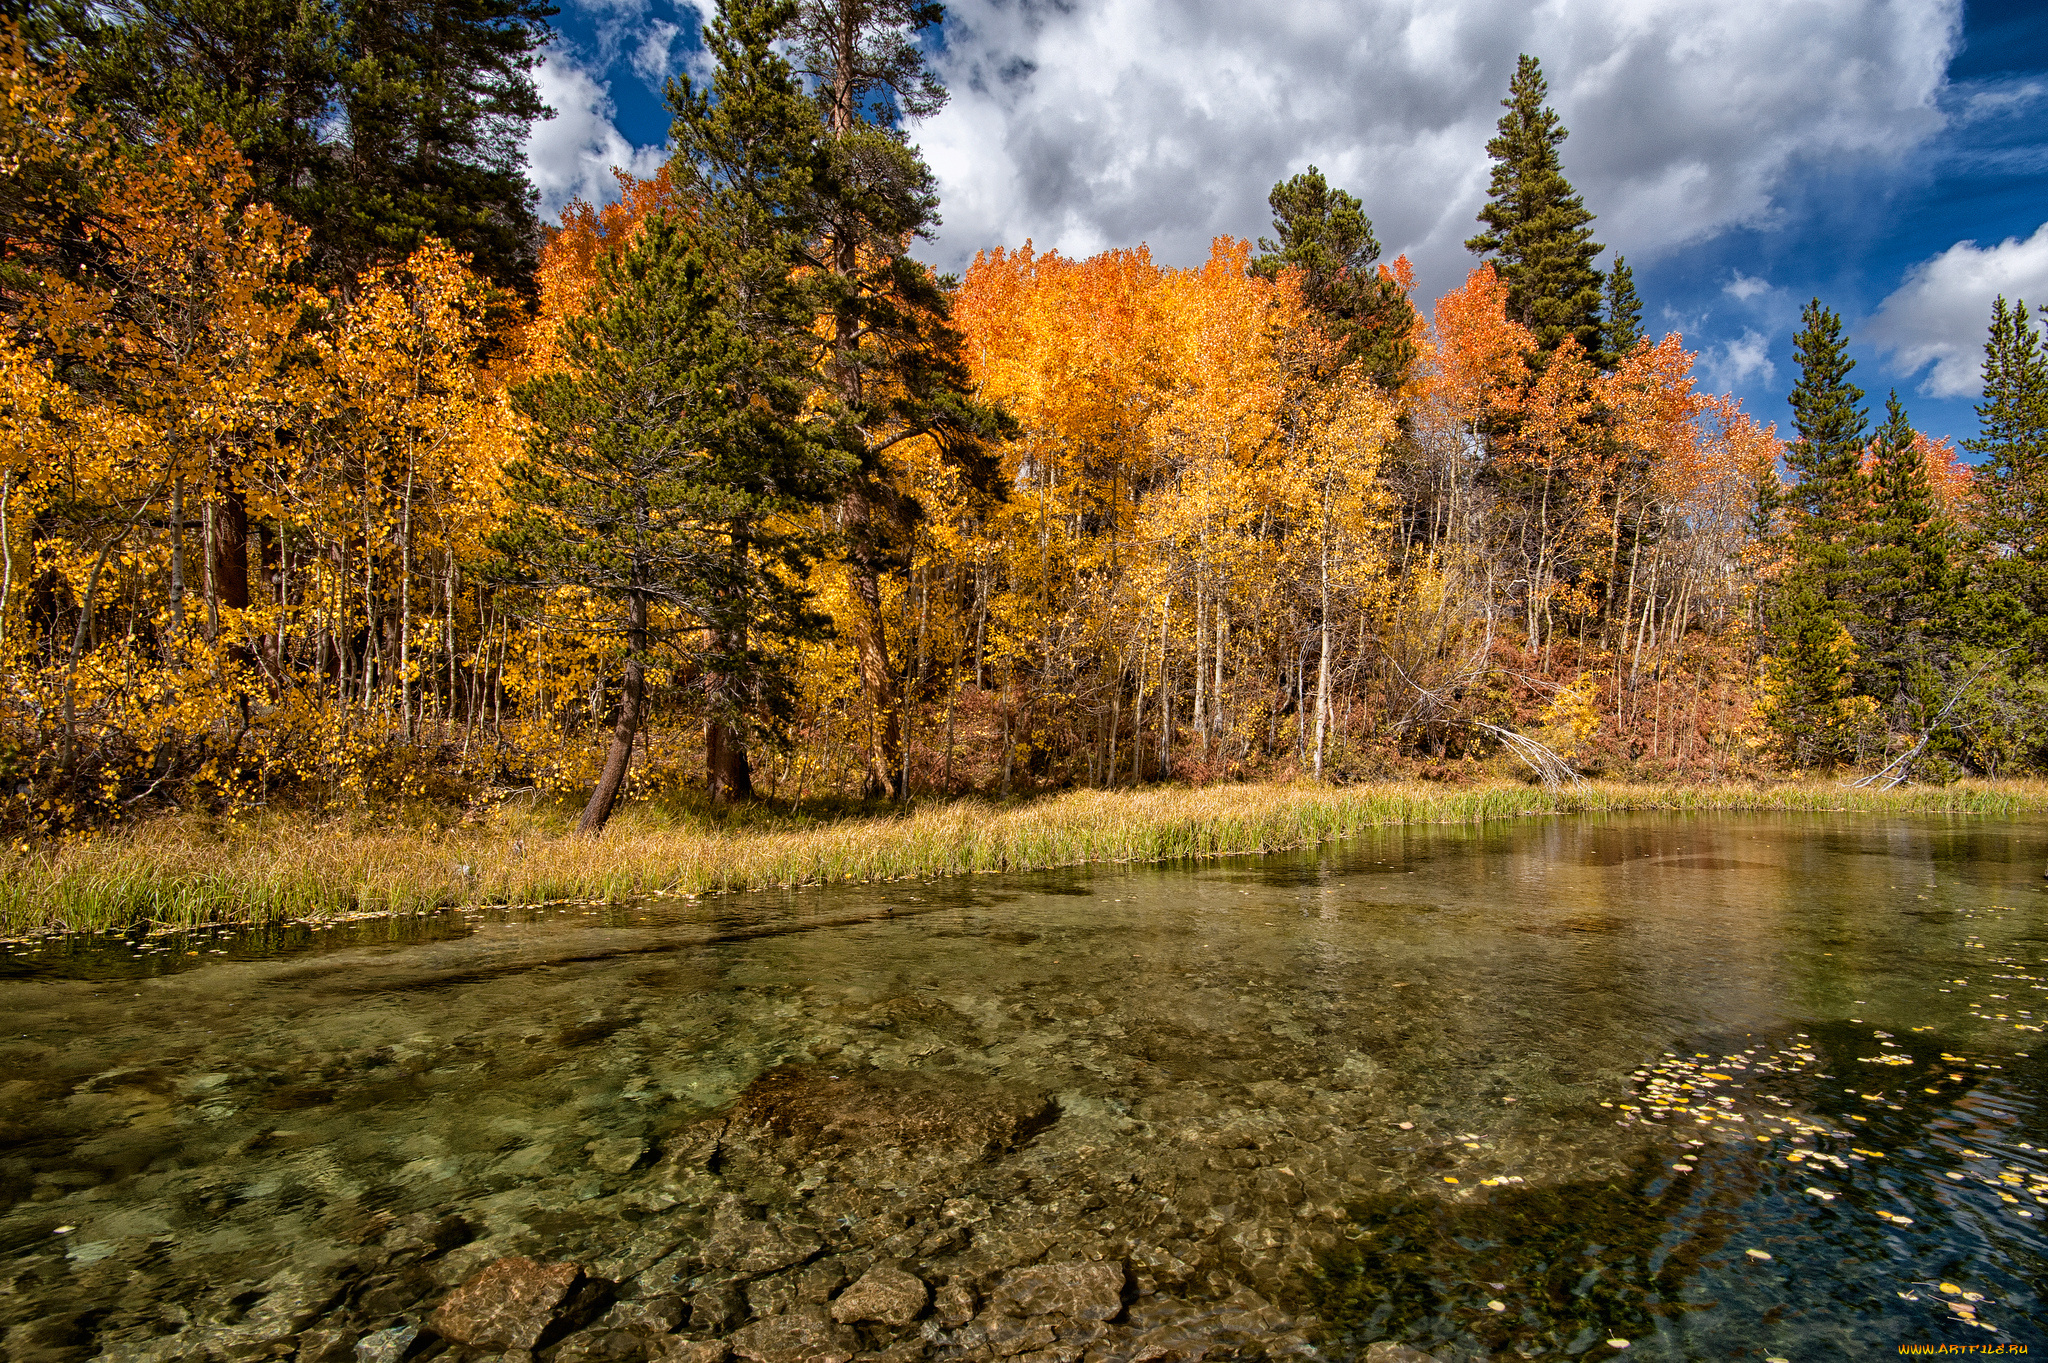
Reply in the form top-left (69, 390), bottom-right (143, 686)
top-left (630, 19), bottom-right (683, 84)
top-left (915, 0), bottom-right (1961, 295)
top-left (1723, 272), bottom-right (1772, 302)
top-left (1703, 328), bottom-right (1776, 392)
top-left (523, 49), bottom-right (668, 223)
top-left (1868, 223), bottom-right (2048, 397)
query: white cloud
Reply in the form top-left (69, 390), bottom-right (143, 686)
top-left (630, 19), bottom-right (683, 84)
top-left (523, 48), bottom-right (669, 223)
top-left (1723, 271), bottom-right (1772, 302)
top-left (916, 0), bottom-right (1961, 297)
top-left (1703, 328), bottom-right (1776, 392)
top-left (1868, 224), bottom-right (2048, 397)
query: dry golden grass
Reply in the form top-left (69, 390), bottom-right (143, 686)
top-left (7, 778), bottom-right (2047, 935)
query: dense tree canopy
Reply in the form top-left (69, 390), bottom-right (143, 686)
top-left (3, 16), bottom-right (2047, 838)
top-left (39, 0), bottom-right (555, 290)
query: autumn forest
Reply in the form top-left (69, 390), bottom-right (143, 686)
top-left (5, 0), bottom-right (2048, 842)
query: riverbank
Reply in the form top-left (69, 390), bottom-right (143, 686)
top-left (6, 778), bottom-right (2046, 936)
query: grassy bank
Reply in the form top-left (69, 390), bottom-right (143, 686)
top-left (6, 779), bottom-right (2047, 936)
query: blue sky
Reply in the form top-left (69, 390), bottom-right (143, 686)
top-left (524, 0), bottom-right (2048, 450)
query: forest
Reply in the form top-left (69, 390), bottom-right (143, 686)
top-left (3, 0), bottom-right (2047, 841)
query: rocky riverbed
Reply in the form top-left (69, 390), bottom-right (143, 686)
top-left (79, 1045), bottom-right (1552, 1363)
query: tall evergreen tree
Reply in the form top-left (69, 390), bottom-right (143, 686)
top-left (1783, 299), bottom-right (1868, 574)
top-left (1603, 255), bottom-right (1642, 363)
top-left (1965, 296), bottom-right (2048, 659)
top-left (1859, 391), bottom-right (1954, 713)
top-left (321, 0), bottom-right (556, 290)
top-left (47, 0), bottom-right (554, 292)
top-left (498, 210), bottom-right (845, 827)
top-left (1250, 165), bottom-right (1417, 391)
top-left (698, 0), bottom-right (1011, 801)
top-left (48, 0), bottom-right (339, 217)
top-left (1466, 54), bottom-right (1604, 359)
top-left (658, 0), bottom-right (850, 803)
top-left (1764, 298), bottom-right (1871, 762)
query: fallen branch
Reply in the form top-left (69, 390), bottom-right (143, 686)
top-left (1844, 651), bottom-right (2008, 790)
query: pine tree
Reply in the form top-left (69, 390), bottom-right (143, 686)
top-left (54, 0), bottom-right (339, 224)
top-left (1250, 165), bottom-right (1417, 391)
top-left (1761, 298), bottom-right (1871, 762)
top-left (1964, 296), bottom-right (2048, 660)
top-left (1754, 576), bottom-right (1876, 769)
top-left (498, 211), bottom-right (845, 827)
top-left (1603, 255), bottom-right (1642, 363)
top-left (730, 0), bottom-right (1012, 801)
top-left (322, 0), bottom-right (556, 291)
top-left (1783, 299), bottom-right (1868, 585)
top-left (1466, 54), bottom-right (1604, 359)
top-left (1859, 391), bottom-right (1954, 713)
top-left (52, 0), bottom-right (555, 292)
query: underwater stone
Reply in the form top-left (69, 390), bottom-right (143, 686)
top-left (703, 1221), bottom-right (825, 1275)
top-left (797, 1258), bottom-right (851, 1304)
top-left (732, 1066), bottom-right (1057, 1160)
top-left (352, 1322), bottom-right (420, 1363)
top-left (831, 1266), bottom-right (929, 1325)
top-left (600, 1295), bottom-right (687, 1335)
top-left (688, 1281), bottom-right (747, 1334)
top-left (428, 1255), bottom-right (581, 1350)
top-left (728, 1305), bottom-right (858, 1363)
top-left (652, 1340), bottom-right (731, 1363)
top-left (589, 1137), bottom-right (649, 1174)
top-left (990, 1263), bottom-right (1125, 1322)
top-left (1364, 1344), bottom-right (1442, 1363)
top-left (933, 1280), bottom-right (977, 1328)
top-left (294, 1327), bottom-right (357, 1363)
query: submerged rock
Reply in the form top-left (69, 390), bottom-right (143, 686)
top-left (702, 1220), bottom-right (824, 1275)
top-left (1364, 1343), bottom-right (1443, 1363)
top-left (428, 1255), bottom-right (581, 1350)
top-left (830, 1265), bottom-right (928, 1326)
top-left (933, 1280), bottom-right (977, 1328)
top-left (352, 1322), bottom-right (419, 1363)
top-left (728, 1305), bottom-right (859, 1363)
top-left (589, 1136), bottom-right (650, 1175)
top-left (731, 1065), bottom-right (1057, 1160)
top-left (688, 1282), bottom-right (747, 1334)
top-left (989, 1262), bottom-right (1125, 1322)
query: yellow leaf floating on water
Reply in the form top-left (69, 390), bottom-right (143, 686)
top-left (1607, 1340), bottom-right (1630, 1350)
top-left (1744, 1249), bottom-right (1771, 1260)
top-left (1487, 1300), bottom-right (1506, 1312)
top-left (1940, 1283), bottom-right (1962, 1295)
top-left (1443, 1177), bottom-right (1458, 1184)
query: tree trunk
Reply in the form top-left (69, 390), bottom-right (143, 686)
top-left (1192, 584), bottom-right (1206, 759)
top-left (399, 451), bottom-right (414, 735)
top-left (213, 480), bottom-right (249, 611)
top-left (1313, 505), bottom-right (1331, 781)
top-left (1158, 594), bottom-right (1172, 777)
top-left (707, 713), bottom-right (754, 804)
top-left (0, 470), bottom-right (14, 653)
top-left (707, 533), bottom-right (756, 805)
top-left (846, 523), bottom-right (900, 800)
top-left (577, 588), bottom-right (647, 834)
top-left (166, 475), bottom-right (183, 648)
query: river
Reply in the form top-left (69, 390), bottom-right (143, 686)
top-left (1, 812), bottom-right (2043, 1361)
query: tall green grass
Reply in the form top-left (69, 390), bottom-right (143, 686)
top-left (6, 779), bottom-right (2045, 935)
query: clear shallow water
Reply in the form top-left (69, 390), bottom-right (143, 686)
top-left (1, 812), bottom-right (2045, 1361)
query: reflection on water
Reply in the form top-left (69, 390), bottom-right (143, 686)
top-left (1, 813), bottom-right (2044, 1361)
